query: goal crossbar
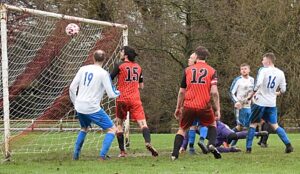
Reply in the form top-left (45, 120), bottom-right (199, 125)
top-left (4, 4), bottom-right (128, 29)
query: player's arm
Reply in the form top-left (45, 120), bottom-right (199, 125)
top-left (139, 70), bottom-right (144, 89)
top-left (103, 72), bottom-right (120, 98)
top-left (210, 71), bottom-right (221, 120)
top-left (248, 68), bottom-right (264, 100)
top-left (229, 77), bottom-right (242, 109)
top-left (110, 63), bottom-right (120, 80)
top-left (229, 78), bottom-right (239, 103)
top-left (174, 88), bottom-right (186, 120)
top-left (278, 72), bottom-right (287, 94)
top-left (211, 85), bottom-right (221, 120)
top-left (253, 67), bottom-right (264, 93)
top-left (69, 68), bottom-right (82, 104)
top-left (174, 71), bottom-right (187, 120)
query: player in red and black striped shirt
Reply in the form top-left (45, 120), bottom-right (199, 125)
top-left (171, 46), bottom-right (221, 160)
top-left (111, 46), bottom-right (158, 157)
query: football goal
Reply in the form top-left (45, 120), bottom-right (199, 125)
top-left (0, 3), bottom-right (128, 159)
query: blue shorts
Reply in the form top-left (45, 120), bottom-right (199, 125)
top-left (249, 104), bottom-right (277, 124)
top-left (76, 109), bottom-right (114, 130)
top-left (235, 108), bottom-right (251, 127)
top-left (192, 118), bottom-right (200, 126)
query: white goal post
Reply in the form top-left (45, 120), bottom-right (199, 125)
top-left (0, 3), bottom-right (128, 159)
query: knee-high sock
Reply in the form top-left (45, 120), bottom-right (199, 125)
top-left (172, 134), bottom-right (184, 158)
top-left (99, 133), bottom-right (115, 157)
top-left (276, 127), bottom-right (290, 145)
top-left (207, 126), bottom-right (217, 147)
top-left (246, 127), bottom-right (256, 149)
top-left (181, 132), bottom-right (188, 149)
top-left (117, 132), bottom-right (125, 151)
top-left (199, 126), bottom-right (208, 140)
top-left (74, 131), bottom-right (87, 158)
top-left (188, 130), bottom-right (196, 148)
top-left (142, 127), bottom-right (151, 143)
top-left (261, 134), bottom-right (269, 144)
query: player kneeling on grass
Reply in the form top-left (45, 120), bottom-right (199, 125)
top-left (110, 46), bottom-right (158, 157)
top-left (69, 50), bottom-right (120, 160)
top-left (180, 120), bottom-right (268, 153)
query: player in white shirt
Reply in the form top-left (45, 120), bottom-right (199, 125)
top-left (230, 63), bottom-right (254, 130)
top-left (69, 50), bottom-right (120, 160)
top-left (246, 52), bottom-right (293, 153)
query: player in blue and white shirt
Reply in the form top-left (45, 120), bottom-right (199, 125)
top-left (230, 63), bottom-right (254, 130)
top-left (69, 50), bottom-right (120, 160)
top-left (246, 52), bottom-right (293, 153)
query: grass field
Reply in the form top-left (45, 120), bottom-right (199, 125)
top-left (1, 133), bottom-right (300, 174)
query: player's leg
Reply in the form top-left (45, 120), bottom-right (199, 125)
top-left (265, 107), bottom-right (293, 153)
top-left (188, 124), bottom-right (197, 154)
top-left (200, 109), bottom-right (221, 159)
top-left (115, 101), bottom-right (128, 157)
top-left (136, 119), bottom-right (158, 156)
top-left (207, 124), bottom-right (222, 159)
top-left (133, 102), bottom-right (158, 157)
top-left (197, 126), bottom-right (208, 154)
top-left (199, 126), bottom-right (208, 143)
top-left (232, 109), bottom-right (241, 132)
top-left (217, 146), bottom-right (241, 153)
top-left (73, 112), bottom-right (90, 160)
top-left (89, 109), bottom-right (117, 160)
top-left (232, 108), bottom-right (250, 146)
top-left (246, 104), bottom-right (264, 153)
top-left (179, 131), bottom-right (189, 153)
top-left (171, 107), bottom-right (194, 160)
top-left (258, 121), bottom-right (270, 147)
top-left (124, 118), bottom-right (130, 148)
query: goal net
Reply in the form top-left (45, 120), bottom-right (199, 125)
top-left (0, 4), bottom-right (127, 158)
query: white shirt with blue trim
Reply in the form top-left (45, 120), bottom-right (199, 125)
top-left (69, 64), bottom-right (120, 114)
top-left (230, 76), bottom-right (254, 108)
top-left (253, 67), bottom-right (286, 107)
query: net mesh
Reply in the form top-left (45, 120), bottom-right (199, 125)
top-left (0, 9), bottom-right (123, 155)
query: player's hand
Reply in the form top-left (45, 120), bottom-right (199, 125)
top-left (276, 91), bottom-right (281, 96)
top-left (234, 102), bottom-right (242, 110)
top-left (174, 108), bottom-right (182, 120)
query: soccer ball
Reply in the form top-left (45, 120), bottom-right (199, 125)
top-left (65, 23), bottom-right (80, 36)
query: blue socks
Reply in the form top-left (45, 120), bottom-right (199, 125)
top-left (276, 127), bottom-right (290, 145)
top-left (73, 131), bottom-right (87, 160)
top-left (100, 133), bottom-right (115, 157)
top-left (199, 126), bottom-right (208, 140)
top-left (246, 127), bottom-right (256, 149)
top-left (188, 130), bottom-right (196, 145)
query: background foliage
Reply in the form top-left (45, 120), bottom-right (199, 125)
top-left (7, 0), bottom-right (300, 132)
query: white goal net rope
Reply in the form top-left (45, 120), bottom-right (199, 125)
top-left (0, 7), bottom-right (124, 155)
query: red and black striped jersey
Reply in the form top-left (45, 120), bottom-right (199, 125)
top-left (111, 61), bottom-right (143, 101)
top-left (181, 61), bottom-right (217, 109)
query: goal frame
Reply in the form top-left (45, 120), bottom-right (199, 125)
top-left (0, 3), bottom-right (128, 159)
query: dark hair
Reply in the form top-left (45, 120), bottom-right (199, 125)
top-left (93, 50), bottom-right (106, 62)
top-left (194, 46), bottom-right (210, 60)
top-left (240, 63), bottom-right (250, 68)
top-left (263, 52), bottom-right (276, 62)
top-left (121, 46), bottom-right (138, 61)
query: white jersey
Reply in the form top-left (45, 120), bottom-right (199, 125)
top-left (230, 75), bottom-right (254, 108)
top-left (253, 66), bottom-right (286, 107)
top-left (69, 64), bottom-right (120, 114)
